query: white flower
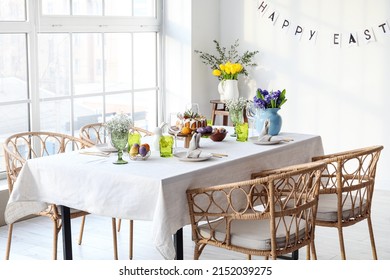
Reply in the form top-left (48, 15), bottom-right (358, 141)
top-left (105, 113), bottom-right (133, 133)
top-left (225, 97), bottom-right (247, 111)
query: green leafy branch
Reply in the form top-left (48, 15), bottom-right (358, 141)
top-left (194, 39), bottom-right (259, 78)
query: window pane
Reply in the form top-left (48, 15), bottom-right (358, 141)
top-left (105, 33), bottom-right (132, 92)
top-left (74, 96), bottom-right (103, 131)
top-left (0, 34), bottom-right (28, 102)
top-left (72, 0), bottom-right (103, 16)
top-left (73, 33), bottom-right (103, 95)
top-left (104, 0), bottom-right (132, 16)
top-left (0, 0), bottom-right (26, 21)
top-left (0, 104), bottom-right (29, 135)
top-left (39, 34), bottom-right (71, 98)
top-left (0, 104), bottom-right (29, 172)
top-left (105, 93), bottom-right (132, 117)
top-left (40, 100), bottom-right (71, 134)
top-left (133, 33), bottom-right (156, 89)
top-left (134, 90), bottom-right (157, 130)
top-left (41, 0), bottom-right (70, 15)
top-left (133, 0), bottom-right (155, 17)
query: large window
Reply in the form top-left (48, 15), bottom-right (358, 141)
top-left (0, 0), bottom-right (161, 177)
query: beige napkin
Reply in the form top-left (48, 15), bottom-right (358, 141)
top-left (186, 133), bottom-right (202, 158)
top-left (186, 149), bottom-right (202, 158)
top-left (258, 135), bottom-right (293, 143)
top-left (259, 119), bottom-right (270, 137)
top-left (79, 148), bottom-right (110, 157)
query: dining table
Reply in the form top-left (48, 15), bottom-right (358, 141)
top-left (5, 129), bottom-right (324, 260)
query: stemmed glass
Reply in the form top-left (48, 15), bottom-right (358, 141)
top-left (169, 112), bottom-right (182, 153)
top-left (110, 130), bottom-right (129, 164)
top-left (246, 100), bottom-right (256, 138)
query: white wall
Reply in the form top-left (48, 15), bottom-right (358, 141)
top-left (165, 0), bottom-right (390, 188)
top-left (162, 0), bottom-right (192, 122)
top-left (163, 0), bottom-right (219, 123)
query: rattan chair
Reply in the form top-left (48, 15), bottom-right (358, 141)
top-left (79, 122), bottom-right (153, 259)
top-left (78, 122), bottom-right (108, 145)
top-left (312, 145), bottom-right (384, 260)
top-left (3, 131), bottom-right (93, 260)
top-left (186, 161), bottom-right (326, 260)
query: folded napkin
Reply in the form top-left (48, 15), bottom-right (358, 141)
top-left (257, 135), bottom-right (293, 143)
top-left (259, 119), bottom-right (270, 137)
top-left (186, 149), bottom-right (202, 158)
top-left (79, 148), bottom-right (110, 157)
top-left (185, 133), bottom-right (203, 158)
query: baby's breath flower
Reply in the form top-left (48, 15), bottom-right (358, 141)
top-left (105, 113), bottom-right (133, 133)
top-left (225, 97), bottom-right (247, 111)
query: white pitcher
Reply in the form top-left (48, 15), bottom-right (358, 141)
top-left (218, 79), bottom-right (239, 101)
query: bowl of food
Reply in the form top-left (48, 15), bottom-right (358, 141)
top-left (129, 143), bottom-right (151, 160)
top-left (209, 128), bottom-right (228, 142)
top-left (129, 151), bottom-right (151, 161)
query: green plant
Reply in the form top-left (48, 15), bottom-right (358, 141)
top-left (194, 39), bottom-right (259, 80)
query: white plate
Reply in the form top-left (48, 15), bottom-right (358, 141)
top-left (95, 143), bottom-right (118, 152)
top-left (174, 151), bottom-right (212, 162)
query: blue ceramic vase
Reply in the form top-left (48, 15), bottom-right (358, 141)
top-left (255, 108), bottom-right (282, 136)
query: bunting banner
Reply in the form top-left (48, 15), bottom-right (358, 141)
top-left (257, 0), bottom-right (390, 47)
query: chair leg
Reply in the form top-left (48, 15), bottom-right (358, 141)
top-left (5, 223), bottom-right (13, 260)
top-left (337, 227), bottom-right (347, 260)
top-left (53, 220), bottom-right (60, 260)
top-left (194, 244), bottom-right (206, 260)
top-left (367, 216), bottom-right (378, 260)
top-left (117, 218), bottom-right (122, 232)
top-left (310, 241), bottom-right (317, 260)
top-left (194, 244), bottom-right (200, 260)
top-left (247, 254), bottom-right (252, 260)
top-left (306, 244), bottom-right (310, 260)
top-left (78, 216), bottom-right (86, 245)
top-left (112, 218), bottom-right (118, 260)
top-left (129, 220), bottom-right (134, 260)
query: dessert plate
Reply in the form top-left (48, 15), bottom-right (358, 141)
top-left (174, 151), bottom-right (212, 162)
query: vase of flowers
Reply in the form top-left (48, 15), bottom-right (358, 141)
top-left (218, 79), bottom-right (239, 101)
top-left (225, 97), bottom-right (247, 137)
top-left (195, 39), bottom-right (259, 101)
top-left (105, 113), bottom-right (133, 164)
top-left (251, 88), bottom-right (287, 136)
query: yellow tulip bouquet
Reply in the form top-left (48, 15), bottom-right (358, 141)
top-left (212, 62), bottom-right (244, 80)
top-left (195, 39), bottom-right (259, 81)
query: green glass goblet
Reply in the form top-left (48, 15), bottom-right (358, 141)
top-left (110, 130), bottom-right (129, 164)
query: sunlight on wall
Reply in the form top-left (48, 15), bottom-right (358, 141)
top-left (217, 0), bottom-right (390, 187)
top-left (163, 0), bottom-right (192, 119)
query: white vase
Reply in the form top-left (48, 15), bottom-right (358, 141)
top-left (218, 80), bottom-right (239, 101)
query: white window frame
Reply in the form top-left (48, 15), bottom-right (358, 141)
top-left (0, 0), bottom-right (163, 178)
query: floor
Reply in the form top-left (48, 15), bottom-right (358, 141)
top-left (1, 189), bottom-right (389, 260)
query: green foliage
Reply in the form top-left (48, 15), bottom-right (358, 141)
top-left (194, 39), bottom-right (259, 78)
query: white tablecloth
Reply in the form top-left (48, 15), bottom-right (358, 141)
top-left (5, 132), bottom-right (324, 259)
